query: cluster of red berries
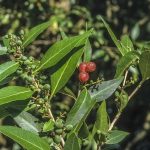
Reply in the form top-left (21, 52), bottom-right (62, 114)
top-left (78, 62), bottom-right (96, 83)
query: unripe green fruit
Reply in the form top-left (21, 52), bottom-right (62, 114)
top-left (82, 139), bottom-right (89, 146)
top-left (17, 40), bottom-right (22, 45)
top-left (21, 73), bottom-right (28, 79)
top-left (55, 129), bottom-right (63, 135)
top-left (38, 98), bottom-right (43, 104)
top-left (24, 60), bottom-right (31, 65)
top-left (26, 76), bottom-right (34, 82)
top-left (54, 135), bottom-right (61, 144)
top-left (43, 84), bottom-right (50, 90)
top-left (31, 65), bottom-right (36, 69)
top-left (65, 124), bottom-right (73, 131)
top-left (47, 138), bottom-right (53, 144)
top-left (44, 96), bottom-right (49, 101)
top-left (16, 70), bottom-right (23, 75)
top-left (40, 75), bottom-right (47, 80)
top-left (21, 56), bottom-right (27, 61)
top-left (55, 119), bottom-right (63, 129)
top-left (96, 130), bottom-right (101, 135)
top-left (20, 30), bottom-right (25, 35)
top-left (29, 56), bottom-right (34, 61)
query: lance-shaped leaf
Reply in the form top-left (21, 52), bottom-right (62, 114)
top-left (0, 61), bottom-right (19, 82)
top-left (106, 130), bottom-right (129, 144)
top-left (23, 17), bottom-right (57, 47)
top-left (0, 86), bottom-right (33, 105)
top-left (64, 133), bottom-right (80, 150)
top-left (115, 51), bottom-right (139, 78)
top-left (0, 126), bottom-right (50, 150)
top-left (120, 35), bottom-right (134, 54)
top-left (50, 42), bottom-right (84, 98)
top-left (65, 89), bottom-right (92, 127)
top-left (100, 16), bottom-right (124, 55)
top-left (14, 111), bottom-right (42, 134)
top-left (139, 51), bottom-right (150, 81)
top-left (89, 77), bottom-right (123, 102)
top-left (35, 30), bottom-right (92, 72)
top-left (92, 100), bottom-right (109, 136)
top-left (0, 100), bottom-right (29, 119)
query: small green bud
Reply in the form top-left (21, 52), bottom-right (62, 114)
top-left (31, 65), bottom-right (36, 69)
top-left (24, 60), bottom-right (31, 65)
top-left (26, 76), bottom-right (34, 82)
top-left (17, 40), bottom-right (22, 45)
top-left (55, 119), bottom-right (63, 129)
top-left (16, 69), bottom-right (23, 75)
top-left (65, 124), bottom-right (73, 131)
top-left (82, 139), bottom-right (89, 146)
top-left (44, 96), bottom-right (49, 101)
top-left (21, 56), bottom-right (27, 61)
top-left (29, 56), bottom-right (34, 61)
top-left (55, 129), bottom-right (63, 135)
top-left (20, 30), bottom-right (25, 35)
top-left (54, 135), bottom-right (61, 144)
top-left (38, 98), bottom-right (43, 104)
top-left (43, 84), bottom-right (50, 90)
top-left (96, 130), bottom-right (101, 135)
top-left (40, 75), bottom-right (47, 80)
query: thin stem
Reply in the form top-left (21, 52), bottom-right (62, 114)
top-left (108, 81), bottom-right (143, 131)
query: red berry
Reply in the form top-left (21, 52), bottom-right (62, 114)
top-left (79, 62), bottom-right (87, 72)
top-left (86, 62), bottom-right (96, 72)
top-left (78, 72), bottom-right (89, 83)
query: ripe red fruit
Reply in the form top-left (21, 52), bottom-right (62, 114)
top-left (79, 62), bottom-right (87, 72)
top-left (86, 62), bottom-right (96, 72)
top-left (78, 72), bottom-right (89, 83)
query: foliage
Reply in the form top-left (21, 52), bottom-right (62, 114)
top-left (0, 1), bottom-right (150, 150)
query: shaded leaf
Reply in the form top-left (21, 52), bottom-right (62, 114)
top-left (35, 30), bottom-right (92, 72)
top-left (0, 100), bottom-right (29, 119)
top-left (65, 89), bottom-right (92, 127)
top-left (106, 130), bottom-right (129, 144)
top-left (78, 122), bottom-right (89, 139)
top-left (0, 126), bottom-right (50, 150)
top-left (115, 51), bottom-right (139, 78)
top-left (139, 51), bottom-right (150, 81)
top-left (64, 133), bottom-right (80, 150)
top-left (59, 87), bottom-right (76, 100)
top-left (14, 111), bottom-right (42, 134)
top-left (89, 77), bottom-right (123, 102)
top-left (0, 61), bottom-right (19, 82)
top-left (0, 86), bottom-right (33, 105)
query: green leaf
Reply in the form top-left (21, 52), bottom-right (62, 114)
top-left (2, 36), bottom-right (10, 49)
top-left (83, 39), bottom-right (92, 62)
top-left (139, 51), bottom-right (150, 81)
top-left (0, 86), bottom-right (33, 105)
top-left (43, 120), bottom-right (54, 132)
top-left (106, 130), bottom-right (129, 144)
top-left (0, 126), bottom-right (50, 150)
top-left (115, 51), bottom-right (139, 78)
top-left (89, 77), bottom-right (123, 102)
top-left (14, 111), bottom-right (42, 134)
top-left (59, 87), bottom-right (76, 100)
top-left (92, 100), bottom-right (109, 136)
top-left (64, 133), bottom-right (80, 150)
top-left (78, 122), bottom-right (89, 139)
top-left (23, 17), bottom-right (56, 47)
top-left (0, 61), bottom-right (19, 82)
top-left (100, 16), bottom-right (123, 55)
top-left (0, 100), bottom-right (29, 119)
top-left (35, 30), bottom-right (92, 72)
top-left (65, 89), bottom-right (92, 127)
top-left (120, 35), bottom-right (134, 54)
top-left (50, 41), bottom-right (85, 98)
top-left (0, 46), bottom-right (7, 55)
